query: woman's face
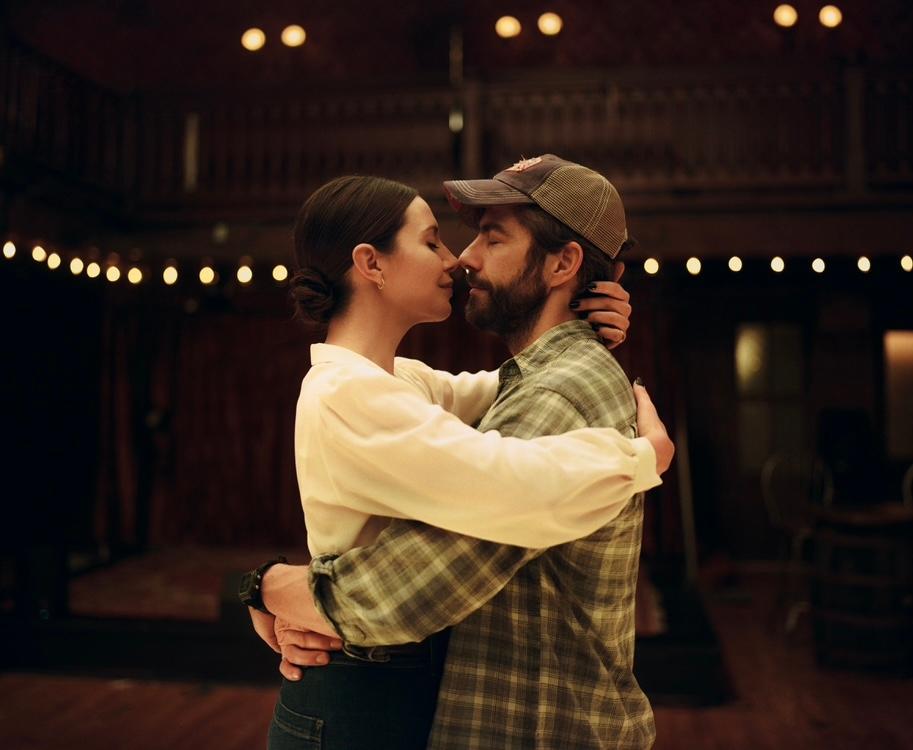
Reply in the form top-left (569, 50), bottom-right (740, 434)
top-left (381, 196), bottom-right (459, 324)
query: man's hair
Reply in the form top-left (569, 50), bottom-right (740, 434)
top-left (513, 205), bottom-right (636, 292)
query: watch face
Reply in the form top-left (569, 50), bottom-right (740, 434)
top-left (238, 570), bottom-right (258, 602)
top-left (238, 558), bottom-right (284, 611)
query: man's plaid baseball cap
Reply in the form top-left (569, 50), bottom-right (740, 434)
top-left (443, 154), bottom-right (629, 258)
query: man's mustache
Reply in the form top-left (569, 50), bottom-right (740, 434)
top-left (463, 272), bottom-right (492, 292)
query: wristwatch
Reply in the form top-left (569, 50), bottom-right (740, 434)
top-left (238, 555), bottom-right (287, 613)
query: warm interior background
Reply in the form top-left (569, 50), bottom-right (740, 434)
top-left (1, 1), bottom-right (912, 747)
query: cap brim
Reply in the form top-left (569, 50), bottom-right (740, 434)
top-left (443, 179), bottom-right (535, 226)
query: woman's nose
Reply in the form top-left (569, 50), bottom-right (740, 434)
top-left (441, 247), bottom-right (460, 273)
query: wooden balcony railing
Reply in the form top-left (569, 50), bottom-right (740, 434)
top-left (0, 35), bottom-right (134, 197)
top-left (478, 69), bottom-right (847, 193)
top-left (2, 32), bottom-right (911, 225)
top-left (865, 70), bottom-right (913, 187)
top-left (133, 89), bottom-right (459, 215)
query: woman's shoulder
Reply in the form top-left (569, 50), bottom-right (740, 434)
top-left (304, 357), bottom-right (392, 395)
top-left (299, 357), bottom-right (427, 418)
top-left (392, 357), bottom-right (437, 401)
top-left (392, 355), bottom-right (432, 375)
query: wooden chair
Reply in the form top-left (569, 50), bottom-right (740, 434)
top-left (760, 453), bottom-right (833, 633)
top-left (811, 501), bottom-right (913, 673)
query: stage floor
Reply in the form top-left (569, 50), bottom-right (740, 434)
top-left (3, 570), bottom-right (911, 750)
top-left (67, 545), bottom-right (668, 634)
top-left (58, 546), bottom-right (710, 701)
top-left (68, 547), bottom-right (299, 622)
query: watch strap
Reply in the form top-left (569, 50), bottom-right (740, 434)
top-left (238, 555), bottom-right (288, 614)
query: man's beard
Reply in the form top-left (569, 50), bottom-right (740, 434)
top-left (465, 263), bottom-right (548, 343)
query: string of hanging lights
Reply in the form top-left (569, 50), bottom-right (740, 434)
top-left (4, 240), bottom-right (910, 290)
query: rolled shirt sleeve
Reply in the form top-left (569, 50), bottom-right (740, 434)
top-left (309, 521), bottom-right (539, 646)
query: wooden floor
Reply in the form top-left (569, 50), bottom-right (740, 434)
top-left (1, 572), bottom-right (910, 750)
top-left (653, 573), bottom-right (913, 750)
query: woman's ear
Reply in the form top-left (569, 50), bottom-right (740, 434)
top-left (351, 243), bottom-right (384, 288)
top-left (547, 241), bottom-right (584, 289)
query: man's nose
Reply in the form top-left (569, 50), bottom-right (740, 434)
top-left (459, 239), bottom-right (481, 271)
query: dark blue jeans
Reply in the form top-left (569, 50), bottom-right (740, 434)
top-left (267, 631), bottom-right (449, 750)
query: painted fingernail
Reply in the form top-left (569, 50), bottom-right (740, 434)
top-left (569, 300), bottom-right (580, 309)
top-left (634, 376), bottom-right (644, 386)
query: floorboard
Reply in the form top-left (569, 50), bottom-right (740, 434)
top-left (1, 571), bottom-right (910, 749)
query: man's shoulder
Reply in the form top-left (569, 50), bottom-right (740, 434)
top-left (534, 337), bottom-right (629, 393)
top-left (531, 338), bottom-right (635, 429)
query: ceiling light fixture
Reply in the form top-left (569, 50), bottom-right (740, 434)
top-left (818, 5), bottom-right (843, 28)
top-left (281, 25), bottom-right (306, 47)
top-left (773, 5), bottom-right (798, 28)
top-left (241, 28), bottom-right (266, 51)
top-left (538, 13), bottom-right (563, 36)
top-left (495, 16), bottom-right (522, 39)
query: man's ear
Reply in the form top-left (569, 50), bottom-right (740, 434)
top-left (546, 241), bottom-right (584, 289)
top-left (351, 243), bottom-right (384, 288)
top-left (612, 260), bottom-right (625, 283)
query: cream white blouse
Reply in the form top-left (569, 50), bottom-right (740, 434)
top-left (297, 343), bottom-right (661, 556)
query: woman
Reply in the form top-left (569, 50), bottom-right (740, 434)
top-left (264, 175), bottom-right (672, 749)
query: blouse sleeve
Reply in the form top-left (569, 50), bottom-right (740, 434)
top-left (300, 369), bottom-right (660, 548)
top-left (393, 357), bottom-right (499, 425)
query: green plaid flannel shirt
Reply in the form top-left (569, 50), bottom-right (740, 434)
top-left (310, 320), bottom-right (655, 749)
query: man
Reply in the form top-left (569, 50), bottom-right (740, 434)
top-left (250, 155), bottom-right (671, 749)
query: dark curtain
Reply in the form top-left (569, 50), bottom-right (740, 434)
top-left (94, 281), bottom-right (682, 561)
top-left (611, 280), bottom-right (684, 565)
top-left (155, 310), bottom-right (310, 547)
top-left (96, 291), bottom-right (314, 550)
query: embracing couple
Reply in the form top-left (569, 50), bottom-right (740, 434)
top-left (239, 154), bottom-right (674, 749)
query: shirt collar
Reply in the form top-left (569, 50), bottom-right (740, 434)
top-left (498, 319), bottom-right (598, 381)
top-left (310, 343), bottom-right (386, 371)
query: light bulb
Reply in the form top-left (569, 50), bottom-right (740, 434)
top-left (242, 28), bottom-right (266, 51)
top-left (538, 13), bottom-right (563, 36)
top-left (773, 5), bottom-right (798, 28)
top-left (281, 25), bottom-right (306, 47)
top-left (495, 16), bottom-right (521, 38)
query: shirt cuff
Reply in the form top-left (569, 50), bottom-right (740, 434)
top-left (630, 436), bottom-right (662, 494)
top-left (308, 555), bottom-right (368, 645)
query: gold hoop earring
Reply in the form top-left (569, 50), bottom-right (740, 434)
top-left (377, 275), bottom-right (385, 291)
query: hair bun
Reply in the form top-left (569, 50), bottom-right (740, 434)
top-left (290, 268), bottom-right (337, 324)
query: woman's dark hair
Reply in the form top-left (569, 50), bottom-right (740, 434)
top-left (514, 205), bottom-right (636, 292)
top-left (290, 175), bottom-right (418, 324)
